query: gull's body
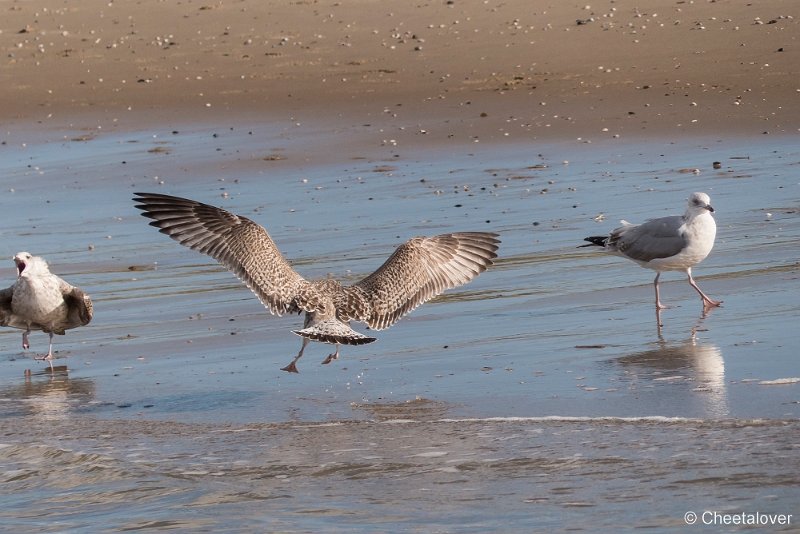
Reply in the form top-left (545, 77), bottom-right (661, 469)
top-left (133, 193), bottom-right (500, 372)
top-left (0, 253), bottom-right (93, 370)
top-left (582, 192), bottom-right (721, 311)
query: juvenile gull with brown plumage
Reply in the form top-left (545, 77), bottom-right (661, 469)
top-left (0, 252), bottom-right (93, 370)
top-left (133, 193), bottom-right (500, 372)
top-left (581, 192), bottom-right (721, 312)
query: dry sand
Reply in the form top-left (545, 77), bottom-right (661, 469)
top-left (2, 0), bottom-right (798, 142)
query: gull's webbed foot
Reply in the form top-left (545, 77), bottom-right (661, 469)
top-left (282, 337), bottom-right (309, 373)
top-left (281, 361), bottom-right (300, 373)
top-left (321, 345), bottom-right (340, 365)
top-left (33, 353), bottom-right (55, 372)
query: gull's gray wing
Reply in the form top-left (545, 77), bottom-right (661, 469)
top-left (347, 232), bottom-right (500, 330)
top-left (133, 193), bottom-right (312, 316)
top-left (610, 215), bottom-right (687, 263)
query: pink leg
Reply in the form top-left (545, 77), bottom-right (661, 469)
top-left (282, 337), bottom-right (309, 373)
top-left (33, 332), bottom-right (56, 371)
top-left (653, 272), bottom-right (668, 310)
top-left (687, 268), bottom-right (722, 311)
top-left (47, 333), bottom-right (55, 371)
top-left (22, 329), bottom-right (30, 350)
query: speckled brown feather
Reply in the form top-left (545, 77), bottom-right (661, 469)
top-left (134, 193), bottom-right (499, 346)
top-left (352, 233), bottom-right (499, 330)
top-left (61, 283), bottom-right (93, 331)
top-left (134, 192), bottom-right (311, 317)
top-left (0, 286), bottom-right (13, 328)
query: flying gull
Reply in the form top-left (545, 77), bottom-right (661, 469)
top-left (581, 192), bottom-right (721, 312)
top-left (0, 252), bottom-right (94, 370)
top-left (133, 193), bottom-right (500, 372)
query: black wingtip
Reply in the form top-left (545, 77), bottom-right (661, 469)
top-left (133, 192), bottom-right (186, 203)
top-left (579, 236), bottom-right (608, 248)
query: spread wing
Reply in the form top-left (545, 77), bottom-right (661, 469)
top-left (133, 193), bottom-right (309, 316)
top-left (0, 286), bottom-right (12, 327)
top-left (610, 215), bottom-right (687, 262)
top-left (350, 232), bottom-right (499, 330)
top-left (60, 281), bottom-right (94, 328)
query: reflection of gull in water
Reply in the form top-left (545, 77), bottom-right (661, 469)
top-left (616, 338), bottom-right (727, 417)
top-left (134, 193), bottom-right (499, 373)
top-left (1, 372), bottom-right (95, 421)
top-left (581, 192), bottom-right (722, 314)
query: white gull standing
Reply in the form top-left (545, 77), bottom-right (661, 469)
top-left (0, 252), bottom-right (94, 370)
top-left (581, 192), bottom-right (722, 312)
top-left (133, 193), bottom-right (500, 373)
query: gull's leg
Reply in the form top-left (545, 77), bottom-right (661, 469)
top-left (22, 329), bottom-right (30, 350)
top-left (686, 268), bottom-right (722, 311)
top-left (653, 272), bottom-right (668, 310)
top-left (282, 337), bottom-right (309, 373)
top-left (47, 333), bottom-right (55, 372)
top-left (321, 344), bottom-right (340, 365)
top-left (33, 332), bottom-right (56, 371)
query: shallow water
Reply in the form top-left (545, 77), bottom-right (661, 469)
top-left (1, 414), bottom-right (797, 532)
top-left (0, 122), bottom-right (798, 530)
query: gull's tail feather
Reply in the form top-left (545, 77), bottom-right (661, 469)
top-left (293, 319), bottom-right (377, 346)
top-left (579, 236), bottom-right (608, 248)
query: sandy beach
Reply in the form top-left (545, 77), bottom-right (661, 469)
top-left (1, 0), bottom-right (798, 531)
top-left (3, 0), bottom-right (798, 139)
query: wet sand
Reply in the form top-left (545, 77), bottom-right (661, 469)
top-left (1, 0), bottom-right (799, 531)
top-left (1, 127), bottom-right (798, 530)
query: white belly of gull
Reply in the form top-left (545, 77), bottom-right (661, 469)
top-left (12, 276), bottom-right (67, 328)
